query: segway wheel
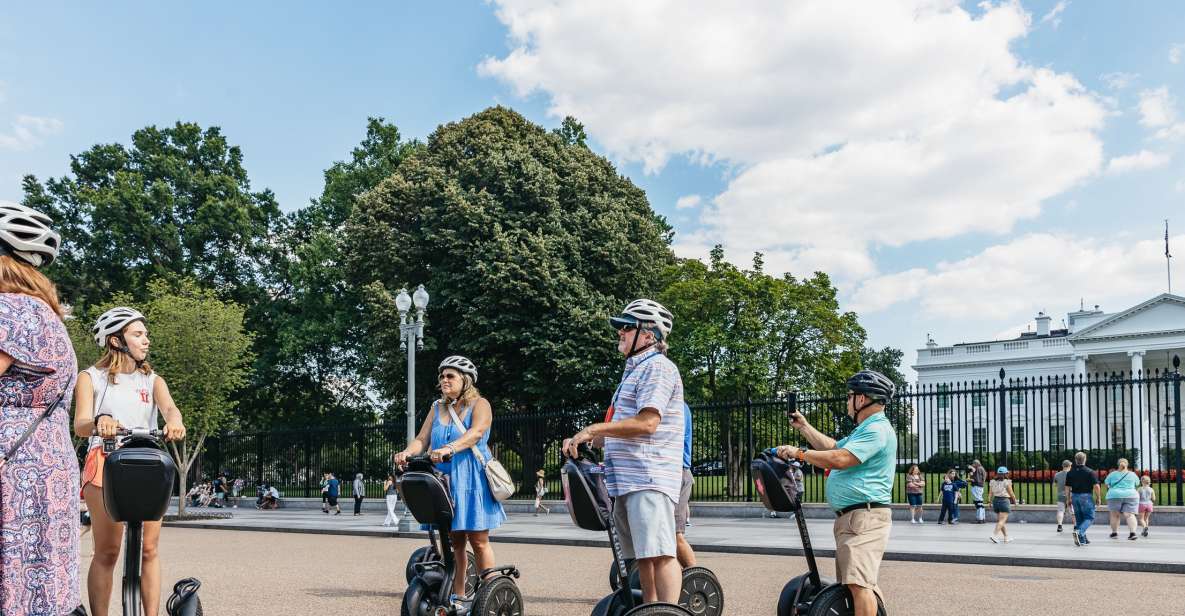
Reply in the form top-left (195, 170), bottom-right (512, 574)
top-left (471, 575), bottom-right (524, 616)
top-left (679, 567), bottom-right (723, 616)
top-left (805, 585), bottom-right (886, 616)
top-left (404, 546), bottom-right (436, 583)
top-left (777, 574), bottom-right (829, 616)
top-left (609, 558), bottom-right (637, 591)
top-left (624, 602), bottom-right (694, 615)
top-left (401, 578), bottom-right (430, 616)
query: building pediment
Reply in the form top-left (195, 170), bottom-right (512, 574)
top-left (1069, 293), bottom-right (1185, 341)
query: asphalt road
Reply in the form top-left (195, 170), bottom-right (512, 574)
top-left (82, 527), bottom-right (1185, 615)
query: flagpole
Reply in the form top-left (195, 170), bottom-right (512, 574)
top-left (1167, 219), bottom-right (1173, 295)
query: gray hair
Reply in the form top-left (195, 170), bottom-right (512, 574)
top-left (1061, 460), bottom-right (1072, 469)
top-left (1074, 451), bottom-right (1087, 465)
top-left (1117, 458), bottom-right (1129, 470)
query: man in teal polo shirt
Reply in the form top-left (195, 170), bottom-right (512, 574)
top-left (776, 370), bottom-right (897, 616)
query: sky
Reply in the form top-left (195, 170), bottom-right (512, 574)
top-left (2, 1), bottom-right (1184, 381)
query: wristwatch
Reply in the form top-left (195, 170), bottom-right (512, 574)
top-left (797, 448), bottom-right (808, 463)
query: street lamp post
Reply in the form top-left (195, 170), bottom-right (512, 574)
top-left (395, 284), bottom-right (428, 531)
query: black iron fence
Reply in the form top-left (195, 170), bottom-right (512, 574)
top-left (198, 359), bottom-right (1185, 507)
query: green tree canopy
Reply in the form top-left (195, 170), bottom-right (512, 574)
top-left (22, 121), bottom-right (282, 307)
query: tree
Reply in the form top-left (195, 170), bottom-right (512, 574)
top-left (660, 246), bottom-right (866, 494)
top-left (859, 346), bottom-right (906, 390)
top-left (237, 118), bottom-right (420, 428)
top-left (66, 279), bottom-right (254, 515)
top-left (342, 106), bottom-right (674, 487)
top-left (23, 122), bottom-right (282, 309)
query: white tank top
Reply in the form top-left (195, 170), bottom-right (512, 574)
top-left (85, 366), bottom-right (158, 450)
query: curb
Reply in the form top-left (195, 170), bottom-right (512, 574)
top-left (163, 520), bottom-right (1185, 575)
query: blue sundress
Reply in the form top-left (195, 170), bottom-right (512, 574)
top-left (428, 401), bottom-right (506, 532)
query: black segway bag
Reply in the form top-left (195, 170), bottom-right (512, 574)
top-left (562, 458), bottom-right (612, 531)
top-left (102, 438), bottom-right (176, 523)
top-left (751, 451), bottom-right (799, 513)
top-left (401, 467), bottom-right (454, 526)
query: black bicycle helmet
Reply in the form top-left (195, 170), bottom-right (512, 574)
top-left (846, 369), bottom-right (895, 403)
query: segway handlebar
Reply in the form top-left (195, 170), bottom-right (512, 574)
top-left (95, 427), bottom-right (165, 453)
top-left (392, 452), bottom-right (453, 476)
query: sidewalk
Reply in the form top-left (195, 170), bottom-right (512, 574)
top-left (167, 506), bottom-right (1185, 574)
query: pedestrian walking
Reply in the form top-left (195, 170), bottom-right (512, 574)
top-left (1065, 451), bottom-right (1101, 546)
top-left (326, 473), bottom-right (342, 515)
top-left (968, 459), bottom-right (987, 524)
top-left (319, 471), bottom-right (331, 513)
top-left (1137, 475), bottom-right (1154, 537)
top-left (353, 472), bottom-right (366, 515)
top-left (989, 467), bottom-right (1016, 543)
top-left (1103, 458), bottom-right (1139, 541)
top-left (906, 465), bottom-right (925, 523)
top-left (1053, 459), bottom-right (1074, 533)
top-left (231, 477), bottom-right (245, 508)
top-left (533, 470), bottom-right (550, 516)
top-left (938, 469), bottom-right (966, 525)
top-left (383, 473), bottom-right (401, 526)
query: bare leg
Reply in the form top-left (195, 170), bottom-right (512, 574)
top-left (675, 532), bottom-right (696, 568)
top-left (450, 531), bottom-right (469, 597)
top-left (141, 520), bottom-right (163, 616)
top-left (997, 512), bottom-right (1009, 538)
top-left (1056, 504), bottom-right (1064, 525)
top-left (1124, 513), bottom-right (1138, 534)
top-left (848, 584), bottom-right (878, 616)
top-left (636, 555), bottom-right (681, 604)
top-left (1109, 510), bottom-right (1120, 534)
top-left (85, 484), bottom-right (122, 616)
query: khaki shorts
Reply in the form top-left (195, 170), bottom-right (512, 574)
top-left (613, 489), bottom-right (677, 560)
top-left (833, 507), bottom-right (892, 594)
top-left (675, 469), bottom-right (694, 533)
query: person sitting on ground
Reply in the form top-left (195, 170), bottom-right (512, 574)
top-left (1053, 459), bottom-right (1074, 533)
top-left (1103, 458), bottom-right (1140, 541)
top-left (187, 483), bottom-right (203, 508)
top-left (989, 467), bottom-right (1016, 543)
top-left (906, 465), bottom-right (925, 524)
top-left (938, 469), bottom-right (965, 525)
top-left (1137, 475), bottom-right (1154, 537)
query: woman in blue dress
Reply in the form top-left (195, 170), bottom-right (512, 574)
top-left (393, 355), bottom-right (506, 601)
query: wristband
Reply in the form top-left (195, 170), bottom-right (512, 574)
top-left (797, 449), bottom-right (808, 463)
top-left (446, 444), bottom-right (457, 456)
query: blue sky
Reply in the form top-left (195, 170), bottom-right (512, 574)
top-left (2, 2), bottom-right (1183, 380)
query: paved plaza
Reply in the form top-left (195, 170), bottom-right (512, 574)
top-left (83, 525), bottom-right (1185, 615)
top-left (168, 504), bottom-right (1185, 573)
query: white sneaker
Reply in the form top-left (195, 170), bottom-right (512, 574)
top-left (990, 535), bottom-right (999, 543)
top-left (910, 519), bottom-right (918, 524)
top-left (1004, 537), bottom-right (1014, 543)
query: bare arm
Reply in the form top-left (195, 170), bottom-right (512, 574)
top-left (72, 371), bottom-right (96, 438)
top-left (439, 398), bottom-right (494, 452)
top-left (564, 409), bottom-right (662, 458)
top-left (397, 406), bottom-right (435, 459)
top-left (153, 376), bottom-right (187, 441)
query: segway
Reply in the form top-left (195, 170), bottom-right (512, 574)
top-left (607, 559), bottom-right (721, 616)
top-left (398, 454), bottom-right (523, 616)
top-left (562, 448), bottom-right (694, 616)
top-left (751, 449), bottom-right (886, 616)
top-left (101, 428), bottom-right (203, 616)
top-left (403, 531), bottom-right (478, 597)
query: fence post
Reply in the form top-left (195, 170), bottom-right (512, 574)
top-left (304, 432), bottom-right (312, 498)
top-left (1173, 355), bottom-right (1182, 506)
top-left (997, 368), bottom-right (1007, 468)
top-left (745, 389), bottom-right (754, 503)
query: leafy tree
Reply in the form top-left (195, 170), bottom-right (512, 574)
top-left (342, 106), bottom-right (673, 486)
top-left (859, 346), bottom-right (906, 390)
top-left (22, 122), bottom-right (282, 308)
top-left (237, 118), bottom-right (420, 428)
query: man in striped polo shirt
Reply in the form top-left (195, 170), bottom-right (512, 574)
top-left (565, 299), bottom-right (685, 605)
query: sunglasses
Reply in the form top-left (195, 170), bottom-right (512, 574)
top-left (439, 373), bottom-right (459, 382)
top-left (616, 324), bottom-right (638, 334)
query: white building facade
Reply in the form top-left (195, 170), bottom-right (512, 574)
top-left (912, 294), bottom-right (1185, 469)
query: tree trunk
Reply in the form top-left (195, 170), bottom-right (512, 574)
top-left (169, 433), bottom-right (207, 516)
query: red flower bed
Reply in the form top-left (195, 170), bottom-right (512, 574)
top-left (1005, 469), bottom-right (1184, 482)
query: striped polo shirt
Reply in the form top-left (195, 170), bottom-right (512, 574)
top-left (603, 349), bottom-right (685, 503)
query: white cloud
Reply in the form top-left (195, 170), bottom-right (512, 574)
top-left (849, 232), bottom-right (1183, 321)
top-left (0, 115), bottom-right (64, 150)
top-left (1101, 72), bottom-right (1137, 90)
top-left (1171, 43), bottom-right (1185, 65)
top-left (1106, 150), bottom-right (1172, 175)
top-left (482, 1), bottom-right (1107, 284)
top-left (1040, 1), bottom-right (1069, 29)
top-left (1136, 87), bottom-right (1185, 140)
top-left (675, 194), bottom-right (702, 210)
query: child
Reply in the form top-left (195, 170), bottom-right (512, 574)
top-left (1137, 475), bottom-right (1154, 538)
top-left (989, 466), bottom-right (1017, 543)
top-left (938, 469), bottom-right (966, 525)
top-left (533, 469), bottom-right (550, 516)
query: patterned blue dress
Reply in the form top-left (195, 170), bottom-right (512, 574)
top-left (0, 293), bottom-right (80, 616)
top-left (429, 401), bottom-right (505, 532)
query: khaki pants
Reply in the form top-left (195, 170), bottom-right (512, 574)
top-left (833, 507), bottom-right (892, 595)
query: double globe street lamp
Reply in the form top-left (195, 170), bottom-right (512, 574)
top-left (394, 284), bottom-right (428, 531)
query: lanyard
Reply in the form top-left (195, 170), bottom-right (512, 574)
top-left (605, 351), bottom-right (660, 422)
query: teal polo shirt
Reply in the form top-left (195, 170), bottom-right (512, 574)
top-left (825, 412), bottom-right (897, 512)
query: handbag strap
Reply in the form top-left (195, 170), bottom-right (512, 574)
top-left (445, 403), bottom-right (487, 467)
top-left (0, 374), bottom-right (74, 470)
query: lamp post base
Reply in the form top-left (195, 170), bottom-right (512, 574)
top-left (397, 507), bottom-right (418, 532)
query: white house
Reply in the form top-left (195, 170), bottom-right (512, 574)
top-left (912, 293), bottom-right (1185, 468)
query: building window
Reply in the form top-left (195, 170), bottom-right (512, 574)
top-left (937, 385), bottom-right (950, 410)
top-left (937, 429), bottom-right (951, 453)
top-left (1048, 388), bottom-right (1066, 407)
top-left (1111, 423), bottom-right (1125, 450)
top-left (1009, 389), bottom-right (1025, 406)
top-left (972, 427), bottom-right (988, 452)
top-left (971, 391), bottom-right (987, 408)
top-left (1011, 426), bottom-right (1026, 452)
top-left (1049, 425), bottom-right (1066, 451)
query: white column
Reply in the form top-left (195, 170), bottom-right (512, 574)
top-left (1129, 350), bottom-right (1151, 469)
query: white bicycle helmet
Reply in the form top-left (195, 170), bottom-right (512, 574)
top-left (93, 307), bottom-right (147, 348)
top-left (609, 299), bottom-right (673, 340)
top-left (438, 355), bottom-right (478, 383)
top-left (0, 202), bottom-right (61, 268)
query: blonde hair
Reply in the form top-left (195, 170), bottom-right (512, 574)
top-left (0, 255), bottom-right (63, 318)
top-left (1140, 475), bottom-right (1151, 486)
top-left (94, 322), bottom-right (153, 384)
top-left (1117, 458), bottom-right (1129, 470)
top-left (439, 371), bottom-right (481, 408)
top-left (908, 465), bottom-right (920, 475)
